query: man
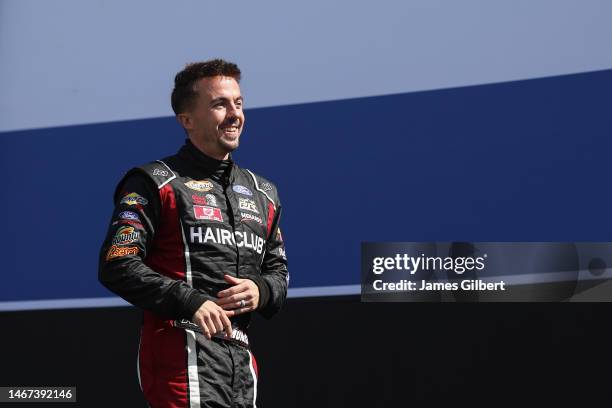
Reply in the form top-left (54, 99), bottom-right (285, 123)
top-left (99, 59), bottom-right (288, 408)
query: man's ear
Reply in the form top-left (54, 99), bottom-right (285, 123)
top-left (176, 113), bottom-right (192, 130)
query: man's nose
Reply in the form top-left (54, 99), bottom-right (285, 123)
top-left (227, 102), bottom-right (240, 117)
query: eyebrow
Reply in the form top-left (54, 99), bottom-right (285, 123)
top-left (210, 96), bottom-right (244, 105)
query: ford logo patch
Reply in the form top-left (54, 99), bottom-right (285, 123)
top-left (232, 185), bottom-right (253, 196)
top-left (119, 211), bottom-right (140, 220)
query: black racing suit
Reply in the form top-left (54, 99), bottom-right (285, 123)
top-left (98, 140), bottom-right (288, 408)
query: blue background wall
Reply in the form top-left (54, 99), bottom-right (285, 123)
top-left (1, 0), bottom-right (611, 306)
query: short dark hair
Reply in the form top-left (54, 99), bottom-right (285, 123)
top-left (171, 59), bottom-right (241, 114)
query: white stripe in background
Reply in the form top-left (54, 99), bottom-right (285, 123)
top-left (0, 285), bottom-right (361, 312)
top-left (288, 285), bottom-right (361, 298)
top-left (2, 268), bottom-right (612, 312)
top-left (0, 296), bottom-right (131, 311)
top-left (2, 0), bottom-right (612, 132)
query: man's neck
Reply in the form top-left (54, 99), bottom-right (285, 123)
top-left (188, 138), bottom-right (229, 161)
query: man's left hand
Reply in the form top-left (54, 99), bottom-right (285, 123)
top-left (216, 274), bottom-right (259, 317)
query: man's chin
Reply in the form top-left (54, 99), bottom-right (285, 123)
top-left (219, 139), bottom-right (239, 154)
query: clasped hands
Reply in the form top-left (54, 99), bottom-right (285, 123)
top-left (191, 274), bottom-right (259, 339)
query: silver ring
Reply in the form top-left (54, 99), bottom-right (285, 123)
top-left (239, 299), bottom-right (246, 308)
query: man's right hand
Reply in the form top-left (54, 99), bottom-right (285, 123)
top-left (191, 300), bottom-right (233, 339)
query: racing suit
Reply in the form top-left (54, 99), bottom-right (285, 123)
top-left (98, 140), bottom-right (288, 408)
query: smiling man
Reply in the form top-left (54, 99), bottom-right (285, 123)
top-left (99, 59), bottom-right (289, 408)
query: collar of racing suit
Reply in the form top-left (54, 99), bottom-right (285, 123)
top-left (178, 139), bottom-right (234, 185)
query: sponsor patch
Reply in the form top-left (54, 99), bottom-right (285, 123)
top-left (106, 245), bottom-right (139, 260)
top-left (241, 212), bottom-right (263, 225)
top-left (238, 197), bottom-right (259, 213)
top-left (194, 205), bottom-right (223, 222)
top-left (112, 226), bottom-right (140, 245)
top-left (261, 182), bottom-right (273, 192)
top-left (118, 211), bottom-right (139, 221)
top-left (192, 194), bottom-right (219, 207)
top-left (278, 247), bottom-right (287, 260)
top-left (205, 194), bottom-right (218, 207)
top-left (120, 192), bottom-right (148, 206)
top-left (192, 195), bottom-right (207, 205)
top-left (232, 185), bottom-right (252, 196)
top-left (190, 226), bottom-right (265, 254)
top-left (152, 168), bottom-right (169, 176)
top-left (112, 219), bottom-right (143, 228)
top-left (185, 180), bottom-right (214, 192)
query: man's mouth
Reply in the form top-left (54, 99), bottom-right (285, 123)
top-left (220, 123), bottom-right (240, 134)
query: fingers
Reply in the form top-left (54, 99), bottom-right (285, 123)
top-left (210, 313), bottom-right (224, 335)
top-left (199, 315), bottom-right (213, 339)
top-left (217, 282), bottom-right (248, 298)
top-left (192, 300), bottom-right (233, 340)
top-left (223, 274), bottom-right (242, 285)
top-left (196, 321), bottom-right (211, 339)
top-left (216, 296), bottom-right (255, 310)
top-left (230, 298), bottom-right (250, 310)
top-left (215, 276), bottom-right (261, 317)
top-left (216, 293), bottom-right (252, 307)
top-left (222, 300), bottom-right (255, 318)
top-left (199, 316), bottom-right (221, 339)
top-left (224, 308), bottom-right (245, 318)
top-left (195, 313), bottom-right (232, 339)
top-left (221, 312), bottom-right (233, 338)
